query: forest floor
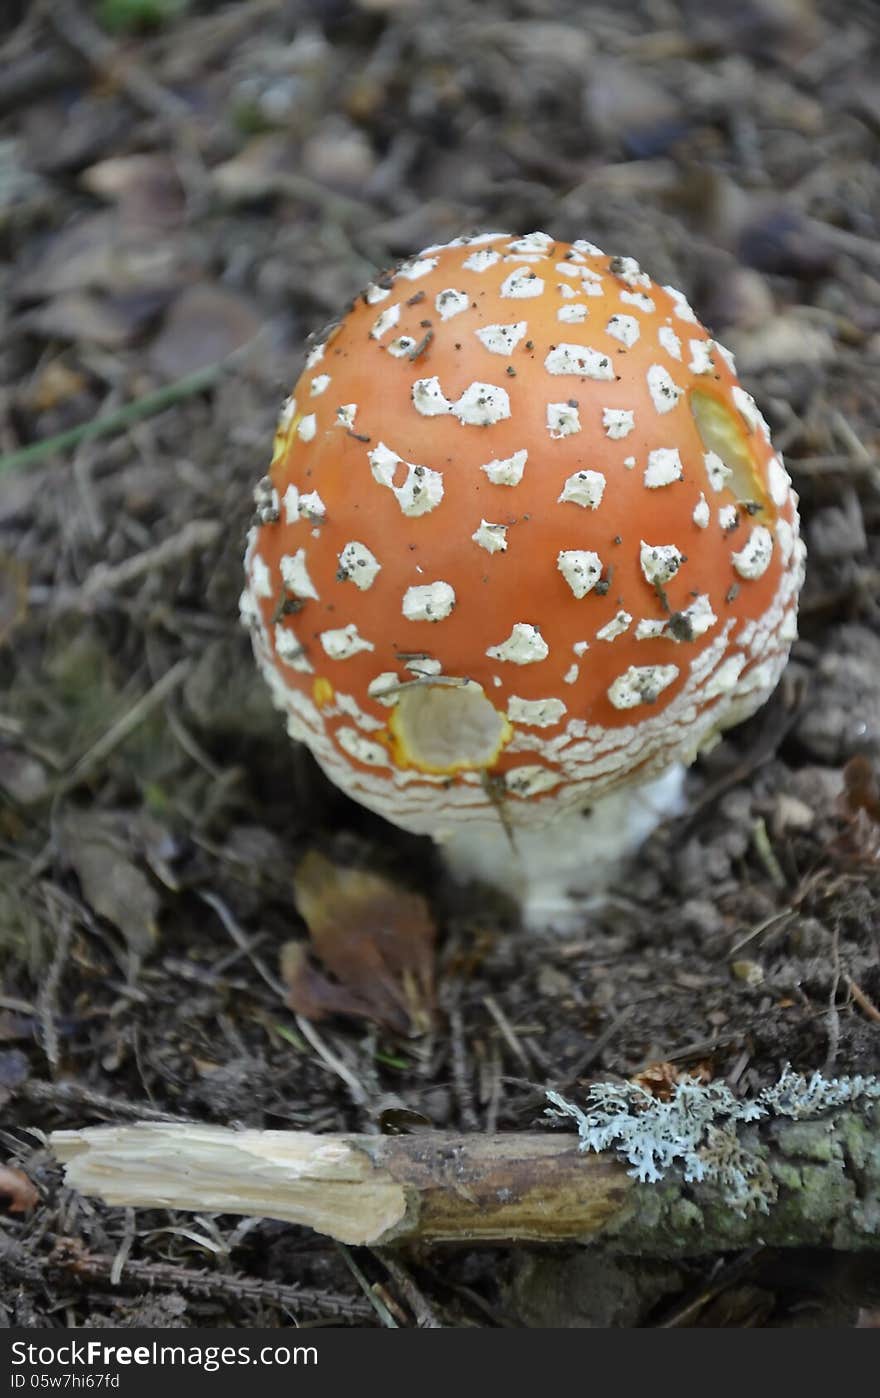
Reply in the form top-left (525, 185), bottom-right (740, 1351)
top-left (1, 0), bottom-right (879, 1328)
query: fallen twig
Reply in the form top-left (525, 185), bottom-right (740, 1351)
top-left (51, 1095), bottom-right (880, 1254)
top-left (54, 658), bottom-right (190, 795)
top-left (45, 1237), bottom-right (374, 1322)
top-left (46, 520), bottom-right (222, 611)
top-left (46, 0), bottom-right (191, 128)
top-left (448, 1006), bottom-right (479, 1130)
top-left (35, 891), bottom-right (74, 1073)
top-left (22, 1078), bottom-right (188, 1124)
top-left (848, 977), bottom-right (880, 1024)
top-left (0, 49), bottom-right (81, 116)
top-left (335, 1243), bottom-right (398, 1328)
top-left (374, 1249), bottom-right (443, 1329)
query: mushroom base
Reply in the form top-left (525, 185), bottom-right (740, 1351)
top-left (438, 764), bottom-right (686, 932)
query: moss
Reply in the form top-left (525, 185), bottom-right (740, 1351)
top-left (769, 1161), bottom-right (802, 1191)
top-left (775, 1120), bottom-right (837, 1164)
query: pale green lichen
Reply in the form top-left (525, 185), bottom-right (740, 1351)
top-left (546, 1067), bottom-right (880, 1215)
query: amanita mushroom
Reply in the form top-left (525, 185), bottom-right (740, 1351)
top-left (241, 232), bottom-right (805, 926)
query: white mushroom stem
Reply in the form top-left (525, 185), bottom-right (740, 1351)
top-left (439, 766), bottom-right (686, 931)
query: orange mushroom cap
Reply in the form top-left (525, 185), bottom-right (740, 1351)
top-left (241, 232), bottom-right (805, 837)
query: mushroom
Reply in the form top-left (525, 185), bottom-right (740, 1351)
top-left (241, 232), bottom-right (805, 927)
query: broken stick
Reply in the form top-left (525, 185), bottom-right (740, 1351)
top-left (51, 1111), bottom-right (880, 1253)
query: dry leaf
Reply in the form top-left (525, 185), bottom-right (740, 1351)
top-left (840, 755), bottom-right (880, 823)
top-left (584, 62), bottom-right (685, 158)
top-left (378, 1106), bottom-right (433, 1134)
top-left (0, 555), bottom-right (27, 647)
top-left (682, 0), bottom-right (821, 66)
top-left (0, 749), bottom-right (50, 805)
top-left (212, 133), bottom-right (300, 205)
top-left (23, 291), bottom-right (152, 349)
top-left (26, 358), bottom-right (89, 412)
top-left (15, 211), bottom-right (184, 301)
top-left (301, 118), bottom-right (377, 192)
top-left (723, 313), bottom-right (835, 372)
top-left (81, 153), bottom-right (185, 232)
top-left (284, 851), bottom-right (435, 1036)
top-left (632, 1061), bottom-right (713, 1099)
top-left (148, 283), bottom-right (262, 378)
top-left (838, 755), bottom-right (880, 863)
top-left (280, 941), bottom-right (377, 1024)
top-left (0, 138), bottom-right (52, 229)
top-left (60, 814), bottom-right (160, 956)
top-left (0, 1164), bottom-right (39, 1213)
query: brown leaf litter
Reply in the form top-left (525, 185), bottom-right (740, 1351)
top-left (283, 851), bottom-right (435, 1037)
